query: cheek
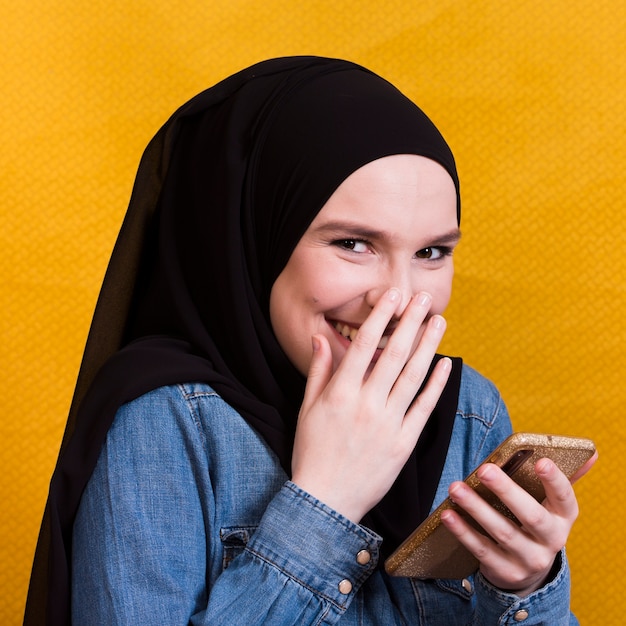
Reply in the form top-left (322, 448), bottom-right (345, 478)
top-left (428, 269), bottom-right (454, 314)
top-left (269, 268), bottom-right (322, 375)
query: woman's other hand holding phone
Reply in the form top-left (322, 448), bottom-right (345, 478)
top-left (440, 452), bottom-right (598, 596)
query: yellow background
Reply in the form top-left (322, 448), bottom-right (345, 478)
top-left (2, 1), bottom-right (624, 623)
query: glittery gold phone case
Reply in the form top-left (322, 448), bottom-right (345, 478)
top-left (384, 432), bottom-right (596, 579)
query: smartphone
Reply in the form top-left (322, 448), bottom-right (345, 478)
top-left (384, 432), bottom-right (596, 579)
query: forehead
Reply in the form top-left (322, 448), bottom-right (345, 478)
top-left (306, 154), bottom-right (458, 238)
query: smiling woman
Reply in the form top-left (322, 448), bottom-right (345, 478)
top-left (25, 56), bottom-right (591, 625)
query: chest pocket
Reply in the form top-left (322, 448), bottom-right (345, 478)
top-left (409, 576), bottom-right (474, 624)
top-left (220, 526), bottom-right (258, 570)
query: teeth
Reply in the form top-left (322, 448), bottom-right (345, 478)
top-left (333, 321), bottom-right (389, 350)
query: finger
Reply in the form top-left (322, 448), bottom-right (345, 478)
top-left (386, 315), bottom-right (447, 412)
top-left (366, 292), bottom-right (436, 392)
top-left (299, 334), bottom-right (334, 415)
top-left (445, 477), bottom-right (552, 575)
top-left (401, 356), bottom-right (452, 441)
top-left (472, 464), bottom-right (554, 530)
top-left (440, 507), bottom-right (502, 567)
top-left (447, 477), bottom-right (525, 540)
top-left (474, 463), bottom-right (573, 551)
top-left (334, 288), bottom-right (405, 382)
top-left (441, 507), bottom-right (553, 593)
top-left (534, 458), bottom-right (579, 521)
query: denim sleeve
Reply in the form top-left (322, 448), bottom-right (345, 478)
top-left (72, 387), bottom-right (381, 625)
top-left (202, 482), bottom-right (382, 624)
top-left (472, 549), bottom-right (578, 625)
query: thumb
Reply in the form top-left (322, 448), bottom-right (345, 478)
top-left (300, 334), bottom-right (333, 414)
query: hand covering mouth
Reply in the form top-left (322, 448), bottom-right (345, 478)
top-left (332, 320), bottom-right (390, 350)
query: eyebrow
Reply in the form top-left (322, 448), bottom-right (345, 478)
top-left (313, 220), bottom-right (462, 247)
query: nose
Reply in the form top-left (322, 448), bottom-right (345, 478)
top-left (364, 263), bottom-right (416, 317)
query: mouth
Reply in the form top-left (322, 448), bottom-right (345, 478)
top-left (331, 320), bottom-right (390, 350)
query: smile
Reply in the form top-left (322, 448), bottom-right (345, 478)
top-left (332, 321), bottom-right (390, 350)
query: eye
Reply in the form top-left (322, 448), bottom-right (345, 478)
top-left (333, 239), bottom-right (370, 253)
top-left (415, 247), bottom-right (451, 260)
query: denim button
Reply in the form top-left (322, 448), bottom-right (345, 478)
top-left (514, 609), bottom-right (529, 621)
top-left (356, 549), bottom-right (371, 565)
top-left (338, 579), bottom-right (353, 594)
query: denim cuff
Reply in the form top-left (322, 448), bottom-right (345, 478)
top-left (473, 549), bottom-right (575, 625)
top-left (245, 481), bottom-right (382, 610)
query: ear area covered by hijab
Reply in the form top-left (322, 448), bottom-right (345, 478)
top-left (25, 56), bottom-right (463, 626)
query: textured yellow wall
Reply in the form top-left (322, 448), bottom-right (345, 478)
top-left (2, 1), bottom-right (624, 623)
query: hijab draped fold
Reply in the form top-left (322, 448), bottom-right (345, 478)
top-left (25, 56), bottom-right (462, 625)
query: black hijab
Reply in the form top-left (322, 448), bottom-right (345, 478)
top-left (25, 56), bottom-right (462, 625)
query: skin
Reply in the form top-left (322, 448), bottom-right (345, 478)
top-left (269, 154), bottom-right (596, 598)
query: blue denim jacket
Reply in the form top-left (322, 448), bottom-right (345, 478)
top-left (72, 364), bottom-right (577, 625)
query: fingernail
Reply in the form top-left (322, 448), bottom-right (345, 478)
top-left (536, 458), bottom-right (553, 476)
top-left (387, 288), bottom-right (400, 302)
top-left (448, 482), bottom-right (464, 500)
top-left (440, 510), bottom-right (455, 525)
top-left (477, 463), bottom-right (496, 481)
top-left (432, 315), bottom-right (446, 330)
top-left (440, 357), bottom-right (452, 372)
top-left (311, 336), bottom-right (321, 352)
top-left (417, 292), bottom-right (432, 306)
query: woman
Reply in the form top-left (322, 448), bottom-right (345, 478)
top-left (25, 56), bottom-right (589, 625)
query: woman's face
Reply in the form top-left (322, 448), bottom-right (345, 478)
top-left (269, 154), bottom-right (460, 377)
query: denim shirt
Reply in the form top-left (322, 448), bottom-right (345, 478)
top-left (72, 364), bottom-right (577, 625)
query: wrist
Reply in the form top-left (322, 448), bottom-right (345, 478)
top-left (289, 475), bottom-right (366, 523)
